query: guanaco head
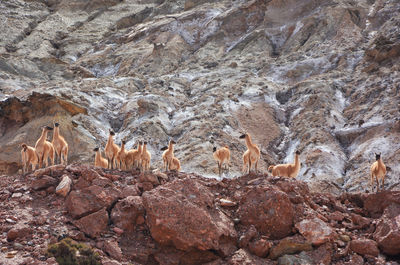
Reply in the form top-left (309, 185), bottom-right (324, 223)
top-left (160, 146), bottom-right (168, 151)
top-left (109, 130), bottom-right (115, 136)
top-left (43, 126), bottom-right (53, 131)
top-left (170, 140), bottom-right (176, 145)
top-left (121, 140), bottom-right (126, 145)
top-left (213, 146), bottom-right (217, 153)
top-left (375, 153), bottom-right (381, 160)
top-left (93, 147), bottom-right (99, 152)
top-left (21, 143), bottom-right (28, 151)
top-left (54, 122), bottom-right (60, 127)
top-left (295, 150), bottom-right (301, 155)
top-left (144, 141), bottom-right (148, 145)
top-left (239, 133), bottom-right (247, 139)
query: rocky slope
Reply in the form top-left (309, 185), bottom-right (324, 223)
top-left (0, 0), bottom-right (400, 194)
top-left (1, 165), bottom-right (400, 264)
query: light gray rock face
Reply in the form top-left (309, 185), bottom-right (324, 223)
top-left (1, 0), bottom-right (399, 193)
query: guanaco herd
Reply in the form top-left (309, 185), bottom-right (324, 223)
top-left (20, 124), bottom-right (388, 192)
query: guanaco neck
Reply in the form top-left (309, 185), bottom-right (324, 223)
top-left (245, 135), bottom-right (255, 149)
top-left (294, 154), bottom-right (300, 168)
top-left (54, 127), bottom-right (60, 138)
top-left (107, 134), bottom-right (114, 147)
top-left (377, 158), bottom-right (385, 169)
top-left (120, 143), bottom-right (125, 152)
top-left (142, 144), bottom-right (147, 153)
top-left (168, 142), bottom-right (174, 154)
top-left (138, 144), bottom-right (143, 154)
top-left (38, 129), bottom-right (48, 144)
top-left (95, 150), bottom-right (101, 162)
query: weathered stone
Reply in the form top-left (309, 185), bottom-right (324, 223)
top-left (55, 175), bottom-right (72, 197)
top-left (350, 239), bottom-right (379, 257)
top-left (363, 191), bottom-right (400, 218)
top-left (248, 238), bottom-right (271, 258)
top-left (7, 225), bottom-right (33, 241)
top-left (74, 208), bottom-right (108, 238)
top-left (143, 178), bottom-right (236, 252)
top-left (295, 218), bottom-right (335, 246)
top-left (102, 240), bottom-right (123, 261)
top-left (31, 175), bottom-right (57, 191)
top-left (373, 204), bottom-right (400, 255)
top-left (238, 225), bottom-right (258, 248)
top-left (238, 185), bottom-right (295, 239)
top-left (111, 196), bottom-right (145, 232)
top-left (268, 236), bottom-right (313, 260)
top-left (228, 249), bottom-right (273, 265)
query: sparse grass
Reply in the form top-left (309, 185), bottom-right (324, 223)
top-left (47, 237), bottom-right (101, 265)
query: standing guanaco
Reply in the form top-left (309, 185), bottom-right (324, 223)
top-left (239, 133), bottom-right (260, 174)
top-left (116, 140), bottom-right (128, 170)
top-left (161, 140), bottom-right (176, 172)
top-left (370, 153), bottom-right (386, 192)
top-left (213, 146), bottom-right (230, 177)
top-left (35, 126), bottom-right (55, 168)
top-left (21, 143), bottom-right (39, 173)
top-left (52, 122), bottom-right (69, 165)
top-left (169, 157), bottom-right (181, 171)
top-left (93, 147), bottom-right (108, 168)
top-left (141, 141), bottom-right (151, 172)
top-left (105, 129), bottom-right (120, 169)
top-left (126, 141), bottom-right (143, 170)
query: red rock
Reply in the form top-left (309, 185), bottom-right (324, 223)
top-left (7, 224), bottom-right (33, 241)
top-left (350, 239), bottom-right (379, 257)
top-left (373, 204), bottom-right (400, 255)
top-left (141, 181), bottom-right (153, 191)
top-left (102, 240), bottom-right (123, 261)
top-left (248, 238), bottom-right (271, 258)
top-left (363, 190), bottom-right (400, 218)
top-left (268, 236), bottom-right (313, 260)
top-left (80, 168), bottom-right (102, 182)
top-left (350, 213), bottom-right (371, 229)
top-left (228, 249), bottom-right (273, 265)
top-left (295, 218), bottom-right (335, 246)
top-left (112, 227), bottom-right (124, 235)
top-left (92, 176), bottom-right (112, 187)
top-left (74, 208), bottom-right (108, 238)
top-left (329, 211), bottom-right (345, 222)
top-left (121, 185), bottom-right (141, 197)
top-left (238, 185), bottom-right (295, 239)
top-left (309, 243), bottom-right (332, 265)
top-left (139, 173), bottom-right (159, 185)
top-left (344, 253), bottom-right (364, 265)
top-left (239, 225), bottom-right (257, 248)
top-left (111, 196), bottom-right (145, 232)
top-left (142, 178), bottom-right (236, 252)
top-left (65, 185), bottom-right (120, 219)
top-left (31, 175), bottom-right (57, 191)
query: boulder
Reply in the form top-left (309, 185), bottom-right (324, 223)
top-left (74, 208), bottom-right (108, 238)
top-left (295, 218), bottom-right (335, 246)
top-left (349, 239), bottom-right (379, 257)
top-left (248, 238), bottom-right (272, 258)
top-left (111, 196), bottom-right (145, 232)
top-left (373, 204), bottom-right (400, 255)
top-left (102, 240), bottom-right (123, 261)
top-left (56, 175), bottom-right (72, 197)
top-left (228, 249), bottom-right (273, 265)
top-left (31, 175), bottom-right (57, 191)
top-left (66, 185), bottom-right (120, 219)
top-left (238, 185), bottom-right (295, 239)
top-left (142, 178), bottom-right (237, 252)
top-left (363, 191), bottom-right (400, 218)
top-left (268, 236), bottom-right (313, 260)
top-left (7, 224), bottom-right (33, 241)
top-left (121, 185), bottom-right (141, 197)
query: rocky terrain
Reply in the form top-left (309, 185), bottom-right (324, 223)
top-left (1, 164), bottom-right (400, 264)
top-left (1, 0), bottom-right (400, 193)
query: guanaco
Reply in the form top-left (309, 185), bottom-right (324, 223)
top-left (116, 140), bottom-right (129, 170)
top-left (213, 146), bottom-right (230, 177)
top-left (370, 153), bottom-right (386, 192)
top-left (169, 156), bottom-right (181, 171)
top-left (52, 122), bottom-right (69, 165)
top-left (268, 150), bottom-right (301, 178)
top-left (21, 143), bottom-right (39, 173)
top-left (161, 140), bottom-right (176, 171)
top-left (239, 133), bottom-right (260, 173)
top-left (93, 147), bottom-right (108, 168)
top-left (35, 126), bottom-right (55, 168)
top-left (141, 141), bottom-right (151, 172)
top-left (105, 129), bottom-right (120, 169)
top-left (126, 141), bottom-right (143, 170)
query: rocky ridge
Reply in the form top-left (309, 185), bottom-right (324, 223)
top-left (0, 164), bottom-right (400, 264)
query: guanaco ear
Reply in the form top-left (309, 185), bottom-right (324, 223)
top-left (239, 134), bottom-right (246, 139)
top-left (160, 146), bottom-right (168, 151)
top-left (213, 146), bottom-right (217, 153)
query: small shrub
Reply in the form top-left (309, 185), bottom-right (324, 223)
top-left (47, 238), bottom-right (101, 265)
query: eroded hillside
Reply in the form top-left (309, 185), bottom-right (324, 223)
top-left (0, 0), bottom-right (399, 193)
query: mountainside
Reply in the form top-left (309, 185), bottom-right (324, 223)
top-left (1, 0), bottom-right (400, 193)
